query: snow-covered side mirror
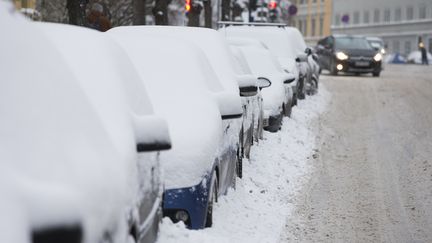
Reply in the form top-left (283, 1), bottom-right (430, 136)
top-left (214, 92), bottom-right (243, 120)
top-left (236, 75), bottom-right (258, 97)
top-left (133, 115), bottom-right (172, 152)
top-left (305, 47), bottom-right (313, 56)
top-left (257, 77), bottom-right (271, 89)
top-left (296, 53), bottom-right (308, 63)
top-left (283, 73), bottom-right (296, 84)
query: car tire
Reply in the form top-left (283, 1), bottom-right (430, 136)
top-left (205, 171), bottom-right (218, 228)
top-left (372, 71), bottom-right (380, 77)
top-left (283, 100), bottom-right (292, 117)
top-left (298, 79), bottom-right (306, 100)
top-left (236, 147), bottom-right (243, 178)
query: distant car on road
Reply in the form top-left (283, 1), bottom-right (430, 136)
top-left (316, 35), bottom-right (383, 77)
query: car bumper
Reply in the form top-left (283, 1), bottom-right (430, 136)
top-left (263, 113), bottom-right (282, 133)
top-left (163, 175), bottom-right (211, 229)
top-left (335, 59), bottom-right (382, 73)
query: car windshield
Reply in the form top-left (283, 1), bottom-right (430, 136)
top-left (368, 40), bottom-right (383, 49)
top-left (335, 37), bottom-right (372, 50)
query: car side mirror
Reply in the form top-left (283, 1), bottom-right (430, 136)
top-left (257, 77), bottom-right (271, 89)
top-left (305, 47), bottom-right (312, 56)
top-left (134, 116), bottom-right (172, 152)
top-left (296, 53), bottom-right (308, 63)
top-left (237, 75), bottom-right (258, 97)
top-left (215, 92), bottom-right (243, 120)
top-left (283, 73), bottom-right (296, 84)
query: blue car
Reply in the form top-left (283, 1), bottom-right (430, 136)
top-left (108, 29), bottom-right (244, 229)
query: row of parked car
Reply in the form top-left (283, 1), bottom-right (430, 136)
top-left (1, 2), bottom-right (320, 242)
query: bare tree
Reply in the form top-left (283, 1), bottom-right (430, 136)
top-left (203, 0), bottom-right (211, 28)
top-left (132, 0), bottom-right (147, 25)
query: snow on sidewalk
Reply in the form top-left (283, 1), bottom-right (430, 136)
top-left (157, 84), bottom-right (331, 243)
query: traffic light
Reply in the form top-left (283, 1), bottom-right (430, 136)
top-left (268, 1), bottom-right (277, 10)
top-left (185, 0), bottom-right (191, 12)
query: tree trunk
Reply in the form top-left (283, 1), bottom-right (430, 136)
top-left (187, 2), bottom-right (201, 26)
top-left (153, 0), bottom-right (169, 25)
top-left (221, 0), bottom-right (230, 21)
top-left (66, 0), bottom-right (86, 26)
top-left (203, 0), bottom-right (212, 28)
top-left (133, 0), bottom-right (146, 25)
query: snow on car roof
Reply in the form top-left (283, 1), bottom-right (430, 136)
top-left (0, 5), bottom-right (132, 239)
top-left (107, 31), bottom-right (224, 189)
top-left (220, 26), bottom-right (297, 59)
top-left (284, 27), bottom-right (307, 55)
top-left (109, 26), bottom-right (239, 94)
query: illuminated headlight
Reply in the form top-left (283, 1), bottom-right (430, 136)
top-left (374, 53), bottom-right (383, 62)
top-left (380, 48), bottom-right (386, 55)
top-left (336, 52), bottom-right (349, 60)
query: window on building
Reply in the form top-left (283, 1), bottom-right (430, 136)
top-left (363, 11), bottom-right (370, 24)
top-left (393, 40), bottom-right (400, 53)
top-left (384, 9), bottom-right (390, 22)
top-left (406, 6), bottom-right (414, 20)
top-left (335, 13), bottom-right (341, 26)
top-left (419, 5), bottom-right (426, 19)
top-left (312, 0), bottom-right (317, 3)
top-left (353, 11), bottom-right (360, 24)
top-left (404, 41), bottom-right (411, 55)
top-left (300, 0), bottom-right (306, 5)
top-left (395, 8), bottom-right (401, 21)
top-left (311, 18), bottom-right (316, 36)
top-left (373, 9), bottom-right (380, 23)
top-left (319, 16), bottom-right (324, 36)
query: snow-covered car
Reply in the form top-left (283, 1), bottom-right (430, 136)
top-left (285, 26), bottom-right (320, 95)
top-left (114, 26), bottom-right (256, 177)
top-left (219, 26), bottom-right (305, 102)
top-left (227, 37), bottom-right (295, 126)
top-left (233, 43), bottom-right (295, 132)
top-left (229, 45), bottom-right (272, 146)
top-left (107, 30), bottom-right (243, 229)
top-left (0, 8), bottom-right (171, 242)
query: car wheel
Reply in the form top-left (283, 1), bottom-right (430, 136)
top-left (372, 71), bottom-right (380, 77)
top-left (298, 78), bottom-right (306, 100)
top-left (205, 171), bottom-right (218, 228)
top-left (283, 100), bottom-right (292, 117)
top-left (236, 147), bottom-right (243, 178)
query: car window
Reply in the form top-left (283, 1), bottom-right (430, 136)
top-left (335, 37), bottom-right (372, 50)
top-left (368, 40), bottom-right (383, 49)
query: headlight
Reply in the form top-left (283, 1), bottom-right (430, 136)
top-left (374, 53), bottom-right (383, 62)
top-left (380, 48), bottom-right (386, 55)
top-left (336, 52), bottom-right (349, 60)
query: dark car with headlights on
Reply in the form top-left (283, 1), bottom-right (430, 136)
top-left (316, 35), bottom-right (383, 77)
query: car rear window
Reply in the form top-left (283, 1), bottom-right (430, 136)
top-left (335, 37), bottom-right (373, 50)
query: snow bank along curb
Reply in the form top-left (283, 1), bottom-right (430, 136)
top-left (157, 84), bottom-right (331, 243)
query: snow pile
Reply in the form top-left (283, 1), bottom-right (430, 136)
top-left (407, 50), bottom-right (432, 64)
top-left (157, 84), bottom-right (331, 243)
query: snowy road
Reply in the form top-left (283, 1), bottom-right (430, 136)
top-left (282, 64), bottom-right (432, 243)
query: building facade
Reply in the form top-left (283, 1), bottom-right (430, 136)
top-left (290, 0), bottom-right (333, 45)
top-left (332, 0), bottom-right (432, 56)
